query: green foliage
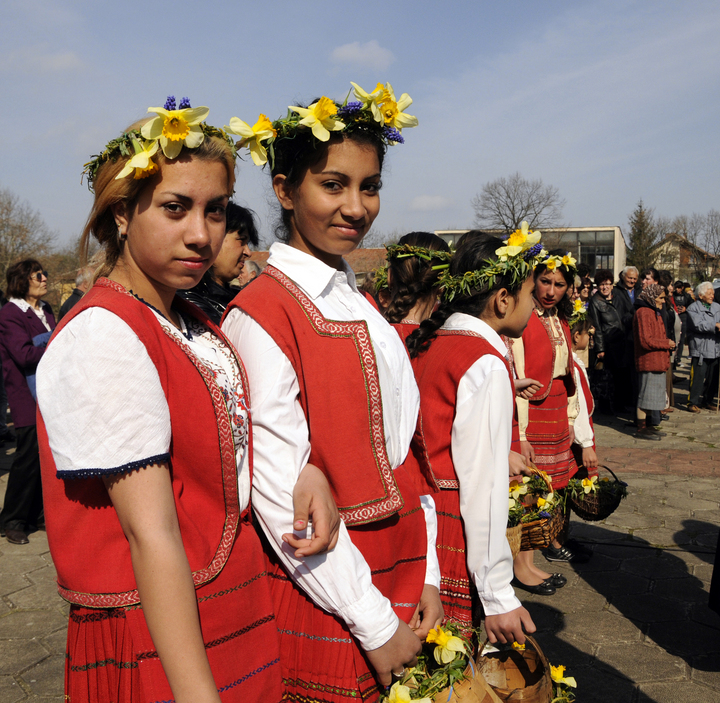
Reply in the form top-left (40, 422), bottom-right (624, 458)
top-left (627, 200), bottom-right (658, 270)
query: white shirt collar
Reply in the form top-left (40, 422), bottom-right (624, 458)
top-left (444, 312), bottom-right (509, 358)
top-left (267, 242), bottom-right (358, 300)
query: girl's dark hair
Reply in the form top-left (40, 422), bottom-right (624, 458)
top-left (533, 249), bottom-right (573, 320)
top-left (270, 108), bottom-right (387, 242)
top-left (226, 201), bottom-right (259, 247)
top-left (571, 315), bottom-right (593, 337)
top-left (6, 259), bottom-right (43, 299)
top-left (594, 268), bottom-right (613, 285)
top-left (406, 231), bottom-right (525, 358)
top-left (384, 232), bottom-right (450, 323)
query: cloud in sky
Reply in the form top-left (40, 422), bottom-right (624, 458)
top-left (0, 46), bottom-right (83, 74)
top-left (410, 195), bottom-right (454, 212)
top-left (330, 40), bottom-right (395, 70)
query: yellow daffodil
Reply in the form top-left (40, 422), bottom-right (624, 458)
top-left (375, 82), bottom-right (418, 131)
top-left (496, 221), bottom-right (543, 259)
top-left (426, 626), bottom-right (466, 664)
top-left (509, 477), bottom-right (529, 501)
top-left (386, 681), bottom-right (432, 703)
top-left (115, 137), bottom-right (160, 180)
top-left (582, 476), bottom-right (598, 494)
top-left (562, 253), bottom-right (577, 268)
top-left (141, 105), bottom-right (210, 159)
top-left (573, 298), bottom-right (586, 314)
top-left (350, 81), bottom-right (385, 122)
top-left (551, 664), bottom-right (577, 688)
top-left (225, 114), bottom-right (277, 166)
top-left (289, 97), bottom-right (345, 142)
top-left (537, 496), bottom-right (548, 509)
top-left (511, 642), bottom-right (526, 651)
top-left (545, 257), bottom-right (559, 271)
top-left (509, 496), bottom-right (517, 510)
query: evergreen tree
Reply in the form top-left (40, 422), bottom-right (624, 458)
top-left (627, 200), bottom-right (658, 271)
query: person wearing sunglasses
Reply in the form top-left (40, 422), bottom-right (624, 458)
top-left (0, 259), bottom-right (55, 544)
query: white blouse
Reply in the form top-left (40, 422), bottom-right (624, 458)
top-left (572, 352), bottom-right (595, 449)
top-left (36, 303), bottom-right (251, 509)
top-left (443, 313), bottom-right (522, 616)
top-left (222, 242), bottom-right (440, 651)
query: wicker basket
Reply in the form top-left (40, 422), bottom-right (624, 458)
top-left (568, 465), bottom-right (625, 522)
top-left (506, 524), bottom-right (523, 559)
top-left (478, 636), bottom-right (552, 703)
top-left (431, 658), bottom-right (503, 703)
top-left (519, 469), bottom-right (565, 551)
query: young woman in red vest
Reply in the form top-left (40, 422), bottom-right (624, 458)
top-left (222, 84), bottom-right (444, 701)
top-left (404, 230), bottom-right (538, 641)
top-left (510, 250), bottom-right (590, 595)
top-left (35, 99), bottom-right (338, 703)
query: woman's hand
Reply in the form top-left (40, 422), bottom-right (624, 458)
top-left (519, 440), bottom-right (536, 465)
top-left (596, 352), bottom-right (605, 360)
top-left (485, 606), bottom-right (536, 645)
top-left (581, 447), bottom-right (598, 470)
top-left (407, 585), bottom-right (443, 640)
top-left (365, 620), bottom-right (422, 687)
top-left (514, 377), bottom-right (542, 400)
top-left (508, 450), bottom-right (531, 477)
top-left (283, 463), bottom-right (341, 557)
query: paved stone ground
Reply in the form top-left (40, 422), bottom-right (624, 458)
top-left (0, 358), bottom-right (718, 701)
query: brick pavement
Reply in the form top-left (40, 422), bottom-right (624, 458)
top-left (0, 361), bottom-right (719, 701)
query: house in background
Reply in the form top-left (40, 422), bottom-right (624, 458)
top-left (651, 233), bottom-right (719, 282)
top-left (435, 226), bottom-right (627, 282)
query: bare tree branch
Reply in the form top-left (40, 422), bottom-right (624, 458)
top-left (471, 172), bottom-right (565, 232)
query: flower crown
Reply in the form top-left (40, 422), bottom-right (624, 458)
top-left (569, 298), bottom-right (589, 327)
top-left (82, 96), bottom-right (234, 191)
top-left (537, 250), bottom-right (578, 277)
top-left (386, 243), bottom-right (452, 270)
top-left (438, 222), bottom-right (545, 302)
top-left (225, 81), bottom-right (418, 168)
top-left (373, 265), bottom-right (389, 292)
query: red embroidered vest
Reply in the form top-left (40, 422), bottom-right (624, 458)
top-left (38, 280), bottom-right (246, 607)
top-left (227, 266), bottom-right (418, 526)
top-left (411, 330), bottom-right (514, 488)
top-left (518, 310), bottom-right (576, 400)
top-left (575, 360), bottom-right (595, 416)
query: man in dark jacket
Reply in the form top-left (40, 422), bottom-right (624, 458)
top-left (58, 267), bottom-right (93, 321)
top-left (673, 280), bottom-right (692, 366)
top-left (179, 202), bottom-right (259, 324)
top-left (611, 266), bottom-right (639, 409)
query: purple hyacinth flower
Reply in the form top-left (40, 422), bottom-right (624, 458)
top-left (337, 101), bottom-right (363, 117)
top-left (164, 96), bottom-right (176, 110)
top-left (523, 243), bottom-right (544, 260)
top-left (383, 126), bottom-right (404, 144)
top-left (539, 511), bottom-right (551, 519)
top-left (179, 97), bottom-right (191, 109)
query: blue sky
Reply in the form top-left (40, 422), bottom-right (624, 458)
top-left (2, 0), bottom-right (719, 248)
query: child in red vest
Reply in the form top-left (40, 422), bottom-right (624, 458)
top-left (222, 84), bottom-right (444, 701)
top-left (405, 230), bottom-right (538, 643)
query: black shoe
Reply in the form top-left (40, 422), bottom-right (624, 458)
top-left (548, 573), bottom-right (567, 588)
top-left (647, 426), bottom-right (667, 437)
top-left (542, 544), bottom-right (591, 564)
top-left (563, 539), bottom-right (592, 558)
top-left (0, 428), bottom-right (16, 442)
top-left (511, 577), bottom-right (556, 596)
top-left (6, 528), bottom-right (29, 545)
top-left (635, 428), bottom-right (661, 440)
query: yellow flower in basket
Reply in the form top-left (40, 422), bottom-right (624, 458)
top-left (426, 625), bottom-right (466, 664)
top-left (386, 681), bottom-right (432, 703)
top-left (509, 476), bottom-right (530, 500)
top-left (551, 664), bottom-right (577, 688)
top-left (581, 476), bottom-right (598, 494)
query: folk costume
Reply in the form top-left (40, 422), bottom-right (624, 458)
top-left (572, 352), bottom-right (598, 478)
top-left (36, 279), bottom-right (282, 703)
top-left (410, 314), bottom-right (522, 635)
top-left (223, 243), bottom-right (440, 703)
top-left (512, 306), bottom-right (579, 490)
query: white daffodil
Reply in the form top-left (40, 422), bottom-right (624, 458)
top-left (289, 97), bottom-right (345, 142)
top-left (141, 105), bottom-right (210, 159)
top-left (225, 114), bottom-right (276, 166)
top-left (115, 137), bottom-right (159, 180)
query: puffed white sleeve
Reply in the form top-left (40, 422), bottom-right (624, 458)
top-left (572, 362), bottom-right (594, 448)
top-left (222, 307), bottom-right (399, 651)
top-left (36, 308), bottom-right (171, 477)
top-left (511, 337), bottom-right (530, 441)
top-left (452, 357), bottom-right (522, 616)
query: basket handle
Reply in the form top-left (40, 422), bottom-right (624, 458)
top-left (479, 633), bottom-right (550, 669)
top-left (597, 465), bottom-right (621, 483)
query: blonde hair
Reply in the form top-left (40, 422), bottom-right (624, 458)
top-left (80, 118), bottom-right (236, 279)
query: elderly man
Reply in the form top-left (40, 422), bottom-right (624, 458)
top-left (611, 266), bottom-right (639, 409)
top-left (686, 281), bottom-right (720, 413)
top-left (58, 267), bottom-right (93, 321)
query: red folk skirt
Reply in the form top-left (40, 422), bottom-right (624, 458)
top-left (266, 468), bottom-right (427, 703)
top-left (525, 377), bottom-right (577, 490)
top-left (64, 515), bottom-right (282, 703)
top-left (434, 489), bottom-right (474, 637)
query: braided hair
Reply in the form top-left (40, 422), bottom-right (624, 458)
top-left (406, 231), bottom-right (526, 358)
top-left (383, 232), bottom-right (450, 323)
